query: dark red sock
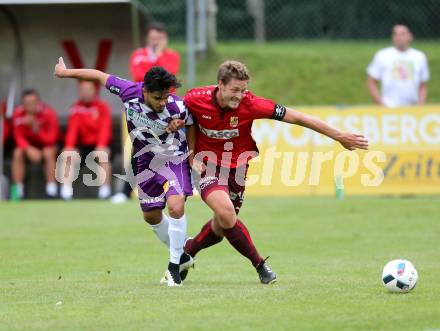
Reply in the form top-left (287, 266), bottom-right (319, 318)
top-left (222, 219), bottom-right (263, 268)
top-left (185, 220), bottom-right (223, 257)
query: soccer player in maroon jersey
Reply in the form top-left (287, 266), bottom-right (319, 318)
top-left (183, 61), bottom-right (369, 284)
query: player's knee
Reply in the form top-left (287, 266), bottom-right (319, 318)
top-left (95, 146), bottom-right (110, 156)
top-left (13, 148), bottom-right (24, 160)
top-left (168, 203), bottom-right (184, 219)
top-left (214, 204), bottom-right (236, 228)
top-left (143, 211), bottom-right (161, 225)
top-left (43, 147), bottom-right (56, 159)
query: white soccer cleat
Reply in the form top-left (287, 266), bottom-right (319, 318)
top-left (159, 272), bottom-right (168, 285)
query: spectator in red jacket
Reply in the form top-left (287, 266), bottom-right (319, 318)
top-left (129, 23), bottom-right (180, 82)
top-left (60, 81), bottom-right (112, 200)
top-left (11, 90), bottom-right (59, 199)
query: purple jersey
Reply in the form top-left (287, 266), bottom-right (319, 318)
top-left (106, 75), bottom-right (193, 209)
top-left (105, 75), bottom-right (193, 158)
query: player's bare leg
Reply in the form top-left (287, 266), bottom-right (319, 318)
top-left (60, 148), bottom-right (79, 200)
top-left (143, 209), bottom-right (177, 286)
top-left (143, 199), bottom-right (190, 287)
top-left (185, 189), bottom-right (277, 284)
top-left (96, 147), bottom-right (111, 199)
top-left (24, 146), bottom-right (43, 164)
top-left (166, 195), bottom-right (187, 264)
top-left (143, 208), bottom-right (167, 243)
top-left (206, 190), bottom-right (263, 266)
top-left (162, 195), bottom-right (194, 284)
top-left (42, 146), bottom-right (58, 198)
top-left (211, 217), bottom-right (224, 237)
top-left (183, 191), bottom-right (228, 258)
top-left (11, 148), bottom-right (26, 199)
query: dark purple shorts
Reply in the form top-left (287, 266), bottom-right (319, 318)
top-left (195, 163), bottom-right (248, 215)
top-left (136, 155), bottom-right (193, 212)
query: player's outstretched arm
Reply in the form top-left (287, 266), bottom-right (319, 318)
top-left (54, 57), bottom-right (109, 86)
top-left (282, 107), bottom-right (369, 151)
top-left (186, 124), bottom-right (196, 165)
top-left (185, 124), bottom-right (205, 173)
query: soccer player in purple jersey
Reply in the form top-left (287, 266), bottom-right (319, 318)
top-left (54, 57), bottom-right (193, 286)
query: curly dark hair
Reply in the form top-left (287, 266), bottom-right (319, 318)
top-left (143, 67), bottom-right (181, 92)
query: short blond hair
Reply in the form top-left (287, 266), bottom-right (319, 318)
top-left (217, 60), bottom-right (250, 84)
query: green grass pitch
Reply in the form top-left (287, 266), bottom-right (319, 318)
top-left (1, 197), bottom-right (439, 330)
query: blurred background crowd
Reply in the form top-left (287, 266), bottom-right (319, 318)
top-left (0, 0), bottom-right (437, 201)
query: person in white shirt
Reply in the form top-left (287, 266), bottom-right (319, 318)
top-left (367, 24), bottom-right (430, 108)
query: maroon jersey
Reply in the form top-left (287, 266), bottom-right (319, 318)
top-left (184, 85), bottom-right (286, 168)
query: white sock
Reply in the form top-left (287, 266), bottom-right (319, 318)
top-left (98, 184), bottom-right (111, 199)
top-left (150, 213), bottom-right (170, 248)
top-left (46, 182), bottom-right (57, 197)
top-left (168, 214), bottom-right (187, 264)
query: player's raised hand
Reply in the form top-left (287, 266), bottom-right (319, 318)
top-left (166, 119), bottom-right (185, 133)
top-left (54, 57), bottom-right (67, 78)
top-left (337, 132), bottom-right (369, 151)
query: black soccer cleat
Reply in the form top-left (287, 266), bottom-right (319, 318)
top-left (256, 257), bottom-right (277, 284)
top-left (179, 252), bottom-right (194, 281)
top-left (165, 262), bottom-right (182, 287)
top-left (159, 253), bottom-right (194, 285)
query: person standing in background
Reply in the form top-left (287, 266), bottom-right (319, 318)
top-left (130, 23), bottom-right (180, 80)
top-left (367, 24), bottom-right (430, 108)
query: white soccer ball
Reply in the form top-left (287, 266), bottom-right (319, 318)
top-left (382, 259), bottom-right (418, 293)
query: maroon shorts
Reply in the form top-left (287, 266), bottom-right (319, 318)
top-left (195, 163), bottom-right (248, 215)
